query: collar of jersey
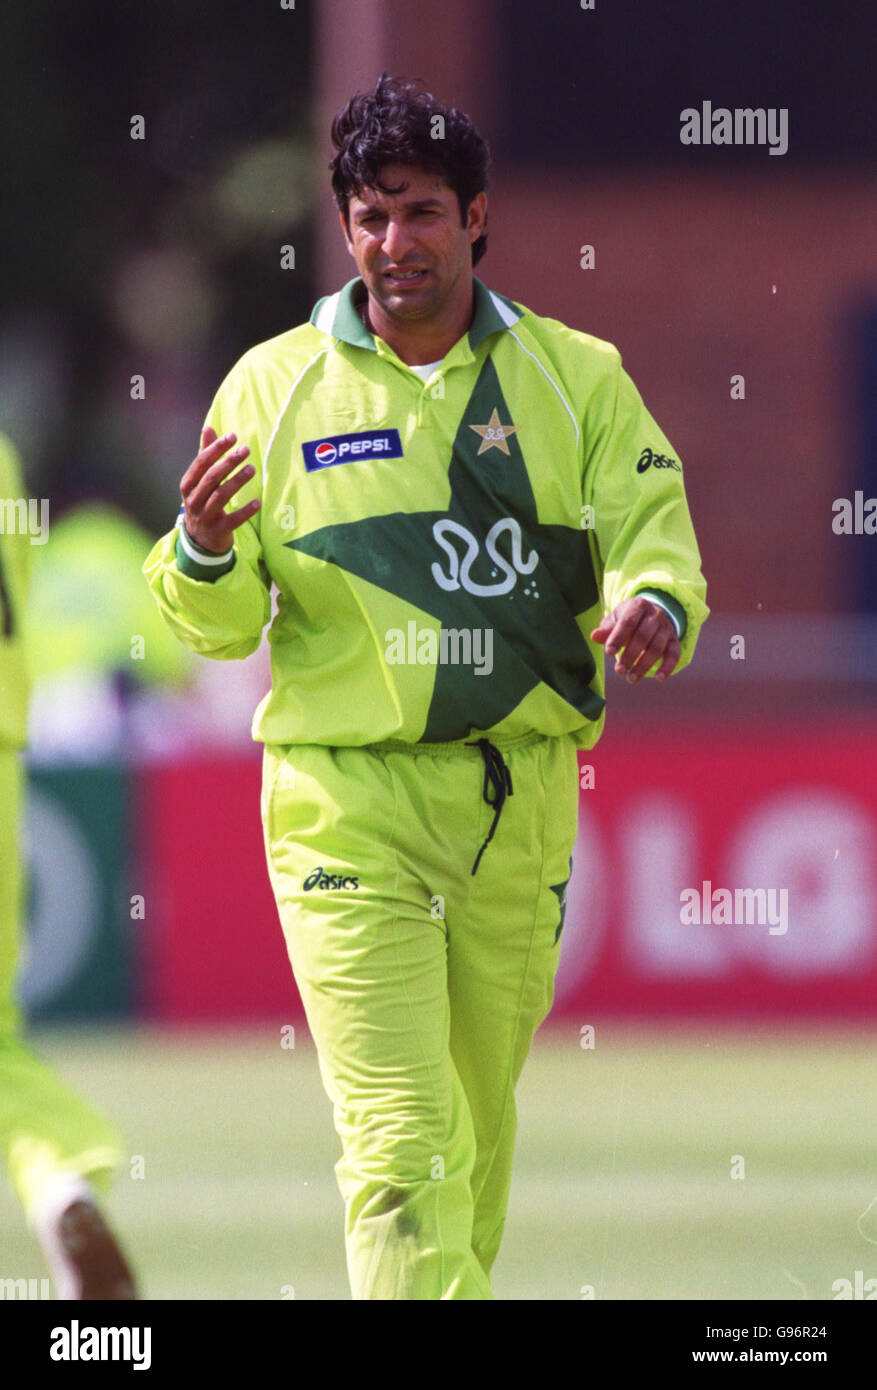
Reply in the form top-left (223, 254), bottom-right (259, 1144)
top-left (309, 275), bottom-right (523, 362)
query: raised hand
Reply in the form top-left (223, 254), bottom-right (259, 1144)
top-left (179, 426), bottom-right (260, 554)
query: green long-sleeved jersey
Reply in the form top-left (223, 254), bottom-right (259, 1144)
top-left (143, 276), bottom-right (709, 748)
top-left (0, 434), bottom-right (32, 750)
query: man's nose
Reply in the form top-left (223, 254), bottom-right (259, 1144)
top-left (382, 217), bottom-right (413, 260)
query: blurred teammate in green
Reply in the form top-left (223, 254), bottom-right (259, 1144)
top-left (0, 432), bottom-right (135, 1298)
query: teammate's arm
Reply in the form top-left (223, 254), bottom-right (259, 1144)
top-left (0, 546), bottom-right (14, 638)
top-left (0, 436), bottom-right (30, 632)
top-left (0, 436), bottom-right (32, 751)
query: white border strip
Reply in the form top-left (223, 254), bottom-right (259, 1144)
top-left (313, 292), bottom-right (341, 336)
top-left (488, 290), bottom-right (523, 328)
top-left (506, 330), bottom-right (580, 448)
top-left (177, 526), bottom-right (233, 566)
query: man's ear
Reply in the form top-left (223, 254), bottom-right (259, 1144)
top-left (466, 191), bottom-right (488, 244)
top-left (339, 209), bottom-right (355, 257)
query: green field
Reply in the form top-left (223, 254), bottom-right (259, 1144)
top-left (2, 1024), bottom-right (875, 1301)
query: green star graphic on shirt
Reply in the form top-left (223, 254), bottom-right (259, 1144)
top-left (286, 356), bottom-right (604, 741)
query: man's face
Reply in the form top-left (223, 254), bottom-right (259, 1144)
top-left (341, 163), bottom-right (487, 323)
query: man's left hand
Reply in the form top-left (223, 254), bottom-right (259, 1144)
top-left (591, 596), bottom-right (680, 684)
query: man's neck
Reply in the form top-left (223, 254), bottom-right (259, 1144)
top-left (357, 281), bottom-right (475, 366)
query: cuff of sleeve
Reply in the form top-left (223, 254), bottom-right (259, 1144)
top-left (636, 588), bottom-right (687, 640)
top-left (175, 526), bottom-right (236, 582)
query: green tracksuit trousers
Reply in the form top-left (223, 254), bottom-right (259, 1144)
top-left (261, 730), bottom-right (579, 1300)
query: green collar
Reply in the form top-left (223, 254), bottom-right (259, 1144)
top-left (309, 275), bottom-right (523, 353)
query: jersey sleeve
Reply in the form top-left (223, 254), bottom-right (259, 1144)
top-left (582, 353), bottom-right (709, 675)
top-left (142, 364), bottom-right (273, 661)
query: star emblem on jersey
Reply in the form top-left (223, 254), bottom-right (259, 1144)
top-left (286, 357), bottom-right (603, 741)
top-left (469, 407), bottom-right (519, 455)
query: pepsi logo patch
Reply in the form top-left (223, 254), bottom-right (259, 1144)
top-left (302, 429), bottom-right (403, 472)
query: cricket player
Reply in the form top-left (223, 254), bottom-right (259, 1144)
top-left (143, 74), bottom-right (709, 1300)
top-left (0, 432), bottom-right (136, 1299)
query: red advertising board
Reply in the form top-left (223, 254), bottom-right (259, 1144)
top-left (557, 722), bottom-right (877, 1019)
top-left (136, 724), bottom-right (877, 1021)
top-left (136, 755), bottom-right (300, 1020)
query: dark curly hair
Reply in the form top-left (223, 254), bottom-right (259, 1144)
top-left (330, 74), bottom-right (490, 266)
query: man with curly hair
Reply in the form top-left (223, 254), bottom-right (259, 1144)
top-left (144, 74), bottom-right (708, 1300)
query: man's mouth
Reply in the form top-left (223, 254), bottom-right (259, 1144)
top-left (384, 268), bottom-right (429, 285)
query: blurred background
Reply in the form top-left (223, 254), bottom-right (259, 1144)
top-left (1, 0), bottom-right (876, 1300)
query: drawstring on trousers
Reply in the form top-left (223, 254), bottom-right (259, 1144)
top-left (465, 738), bottom-right (513, 876)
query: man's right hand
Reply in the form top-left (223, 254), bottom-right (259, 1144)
top-left (179, 426), bottom-right (261, 554)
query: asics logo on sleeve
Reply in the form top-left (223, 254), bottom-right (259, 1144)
top-left (636, 447), bottom-right (681, 473)
top-left (431, 517), bottom-right (539, 597)
top-left (302, 430), bottom-right (403, 472)
top-left (303, 866), bottom-right (360, 891)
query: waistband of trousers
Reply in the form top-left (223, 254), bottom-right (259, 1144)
top-left (364, 730), bottom-right (551, 760)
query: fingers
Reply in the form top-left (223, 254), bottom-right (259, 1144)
top-left (179, 428), bottom-right (229, 495)
top-left (611, 607), bottom-right (662, 676)
top-left (653, 637), bottom-right (681, 681)
top-left (180, 428), bottom-right (260, 553)
top-left (624, 626), bottom-right (680, 683)
top-left (222, 496), bottom-right (262, 532)
top-left (209, 460), bottom-right (256, 511)
top-left (590, 613), bottom-right (613, 643)
top-left (182, 433), bottom-right (250, 512)
top-left (597, 604), bottom-right (646, 662)
top-left (593, 598), bottom-right (681, 684)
